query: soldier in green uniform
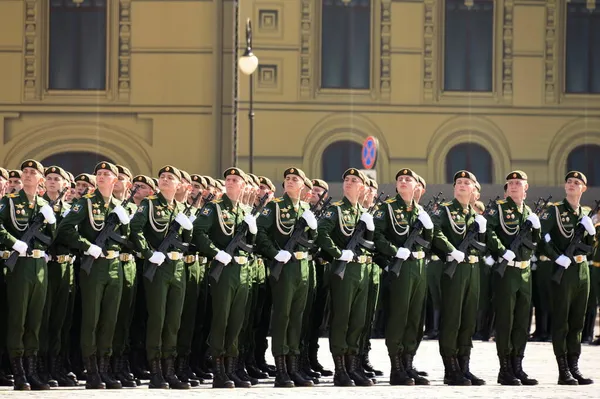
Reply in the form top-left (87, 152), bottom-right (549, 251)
top-left (8, 170), bottom-right (23, 193)
top-left (0, 160), bottom-right (56, 391)
top-left (255, 167), bottom-right (316, 388)
top-left (0, 167), bottom-right (12, 387)
top-left (486, 171), bottom-right (540, 385)
top-left (374, 169), bottom-right (432, 385)
top-left (317, 168), bottom-right (374, 387)
top-left (129, 165), bottom-right (193, 390)
top-left (56, 161), bottom-right (131, 390)
top-left (541, 171), bottom-right (594, 385)
top-left (191, 167), bottom-right (256, 389)
top-left (431, 170), bottom-right (488, 386)
top-left (38, 166), bottom-right (73, 387)
top-left (590, 215), bottom-right (600, 345)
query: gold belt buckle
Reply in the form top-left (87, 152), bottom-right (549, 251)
top-left (57, 255), bottom-right (67, 263)
top-left (574, 255), bottom-right (585, 263)
top-left (367, 256), bottom-right (373, 263)
top-left (2, 251), bottom-right (10, 259)
top-left (235, 256), bottom-right (248, 264)
top-left (356, 255), bottom-right (366, 263)
top-left (32, 249), bottom-right (42, 258)
top-left (294, 252), bottom-right (305, 260)
top-left (184, 255), bottom-right (195, 263)
top-left (468, 255), bottom-right (478, 264)
top-left (431, 255), bottom-right (440, 261)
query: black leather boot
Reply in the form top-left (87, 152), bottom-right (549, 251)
top-left (497, 355), bottom-right (521, 385)
top-left (286, 354), bottom-right (314, 387)
top-left (37, 355), bottom-right (58, 387)
top-left (175, 355), bottom-right (200, 387)
top-left (211, 356), bottom-right (234, 388)
top-left (442, 356), bottom-right (470, 386)
top-left (131, 350), bottom-right (151, 380)
top-left (189, 352), bottom-right (210, 381)
top-left (362, 353), bottom-right (383, 377)
top-left (458, 354), bottom-right (485, 385)
top-left (0, 367), bottom-right (14, 386)
top-left (10, 357), bottom-right (31, 391)
top-left (300, 350), bottom-right (321, 379)
top-left (332, 355), bottom-right (354, 387)
top-left (556, 355), bottom-right (578, 385)
top-left (84, 356), bottom-right (105, 389)
top-left (235, 356), bottom-right (258, 385)
top-left (49, 355), bottom-right (76, 387)
top-left (389, 353), bottom-right (414, 386)
top-left (255, 349), bottom-right (276, 376)
top-left (98, 355), bottom-right (121, 389)
top-left (112, 355), bottom-right (136, 387)
top-left (345, 354), bottom-right (373, 386)
top-left (403, 353), bottom-right (429, 385)
top-left (163, 357), bottom-right (191, 389)
top-left (567, 354), bottom-right (593, 385)
top-left (121, 356), bottom-right (137, 385)
top-left (273, 355), bottom-right (294, 388)
top-left (309, 349), bottom-right (332, 377)
top-left (225, 357), bottom-right (250, 388)
top-left (148, 358), bottom-right (169, 389)
top-left (60, 354), bottom-right (78, 385)
top-left (511, 355), bottom-right (537, 385)
top-left (245, 351), bottom-right (268, 379)
top-left (25, 355), bottom-right (50, 390)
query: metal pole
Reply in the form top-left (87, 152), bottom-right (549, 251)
top-left (232, 0), bottom-right (240, 167)
top-left (249, 73), bottom-right (254, 173)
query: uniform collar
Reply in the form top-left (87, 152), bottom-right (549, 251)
top-left (395, 194), bottom-right (416, 211)
top-left (562, 198), bottom-right (580, 216)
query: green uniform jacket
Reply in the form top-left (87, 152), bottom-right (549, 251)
top-left (0, 190), bottom-right (55, 251)
top-left (373, 195), bottom-right (433, 258)
top-left (191, 194), bottom-right (254, 258)
top-left (316, 196), bottom-right (373, 262)
top-left (485, 197), bottom-right (541, 260)
top-left (43, 193), bottom-right (71, 257)
top-left (128, 193), bottom-right (189, 259)
top-left (540, 199), bottom-right (595, 260)
top-left (255, 193), bottom-right (316, 260)
top-left (55, 190), bottom-right (129, 253)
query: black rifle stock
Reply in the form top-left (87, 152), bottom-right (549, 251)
top-left (495, 195), bottom-right (552, 277)
top-left (210, 193), bottom-right (269, 283)
top-left (5, 188), bottom-right (68, 271)
top-left (388, 192), bottom-right (443, 277)
top-left (444, 196), bottom-right (499, 279)
top-left (80, 187), bottom-right (140, 275)
top-left (552, 199), bottom-right (600, 284)
top-left (144, 192), bottom-right (212, 282)
top-left (333, 193), bottom-right (387, 280)
top-left (270, 190), bottom-right (329, 281)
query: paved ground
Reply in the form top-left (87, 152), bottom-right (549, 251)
top-left (1, 338), bottom-right (598, 398)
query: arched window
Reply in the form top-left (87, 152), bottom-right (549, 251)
top-left (41, 151), bottom-right (114, 176)
top-left (445, 143), bottom-right (493, 183)
top-left (322, 140), bottom-right (362, 181)
top-left (566, 144), bottom-right (600, 186)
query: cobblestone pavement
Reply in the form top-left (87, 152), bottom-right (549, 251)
top-left (1, 339), bottom-right (598, 398)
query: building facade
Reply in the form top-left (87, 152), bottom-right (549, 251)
top-left (0, 0), bottom-right (599, 185)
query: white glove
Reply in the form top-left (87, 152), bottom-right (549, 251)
top-left (215, 250), bottom-right (232, 266)
top-left (502, 249), bottom-right (516, 262)
top-left (112, 205), bottom-right (130, 225)
top-left (360, 213), bottom-right (375, 231)
top-left (418, 212), bottom-right (434, 229)
top-left (474, 215), bottom-right (487, 233)
top-left (555, 254), bottom-right (571, 269)
top-left (85, 244), bottom-right (102, 259)
top-left (531, 262), bottom-right (538, 271)
top-left (301, 210), bottom-right (318, 230)
top-left (40, 204), bottom-right (56, 225)
top-left (338, 249), bottom-right (354, 262)
top-left (12, 240), bottom-right (28, 256)
top-left (244, 214), bottom-right (258, 234)
top-left (484, 256), bottom-right (495, 266)
top-left (531, 254), bottom-right (538, 263)
top-left (175, 213), bottom-right (193, 231)
top-left (189, 214), bottom-right (197, 223)
top-left (395, 247), bottom-right (411, 260)
top-left (579, 215), bottom-right (595, 236)
top-left (148, 251), bottom-right (166, 266)
top-left (544, 233), bottom-right (551, 243)
top-left (527, 214), bottom-right (541, 229)
top-left (274, 250), bottom-right (292, 264)
top-left (45, 254), bottom-right (51, 263)
top-left (450, 249), bottom-right (465, 263)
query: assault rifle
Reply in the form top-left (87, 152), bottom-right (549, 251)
top-left (444, 196), bottom-right (499, 279)
top-left (270, 190), bottom-right (329, 281)
top-left (210, 193), bottom-right (269, 283)
top-left (552, 199), bottom-right (600, 284)
top-left (333, 193), bottom-right (387, 280)
top-left (144, 192), bottom-right (212, 282)
top-left (388, 192), bottom-right (444, 277)
top-left (495, 195), bottom-right (552, 277)
top-left (6, 188), bottom-right (68, 271)
top-left (80, 186), bottom-right (140, 275)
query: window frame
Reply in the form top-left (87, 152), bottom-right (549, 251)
top-left (444, 142), bottom-right (494, 184)
top-left (566, 144), bottom-right (600, 187)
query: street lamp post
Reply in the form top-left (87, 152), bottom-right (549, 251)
top-left (238, 18), bottom-right (259, 173)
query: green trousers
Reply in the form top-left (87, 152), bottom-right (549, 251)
top-left (5, 258), bottom-right (48, 358)
top-left (426, 259), bottom-right (444, 312)
top-left (80, 257), bottom-right (123, 358)
top-left (113, 258), bottom-right (137, 356)
top-left (439, 261), bottom-right (479, 357)
top-left (208, 260), bottom-right (250, 357)
top-left (40, 260), bottom-right (72, 356)
top-left (238, 258), bottom-right (257, 357)
top-left (478, 262), bottom-right (493, 314)
top-left (590, 265), bottom-right (600, 320)
top-left (191, 260), bottom-right (210, 359)
top-left (144, 259), bottom-right (186, 360)
top-left (359, 262), bottom-right (381, 355)
top-left (299, 259), bottom-right (316, 353)
top-left (385, 260), bottom-right (426, 356)
top-left (492, 266), bottom-right (532, 356)
top-left (176, 258), bottom-right (202, 356)
top-left (270, 258), bottom-right (309, 356)
top-left (550, 261), bottom-right (590, 356)
top-left (329, 262), bottom-right (368, 356)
